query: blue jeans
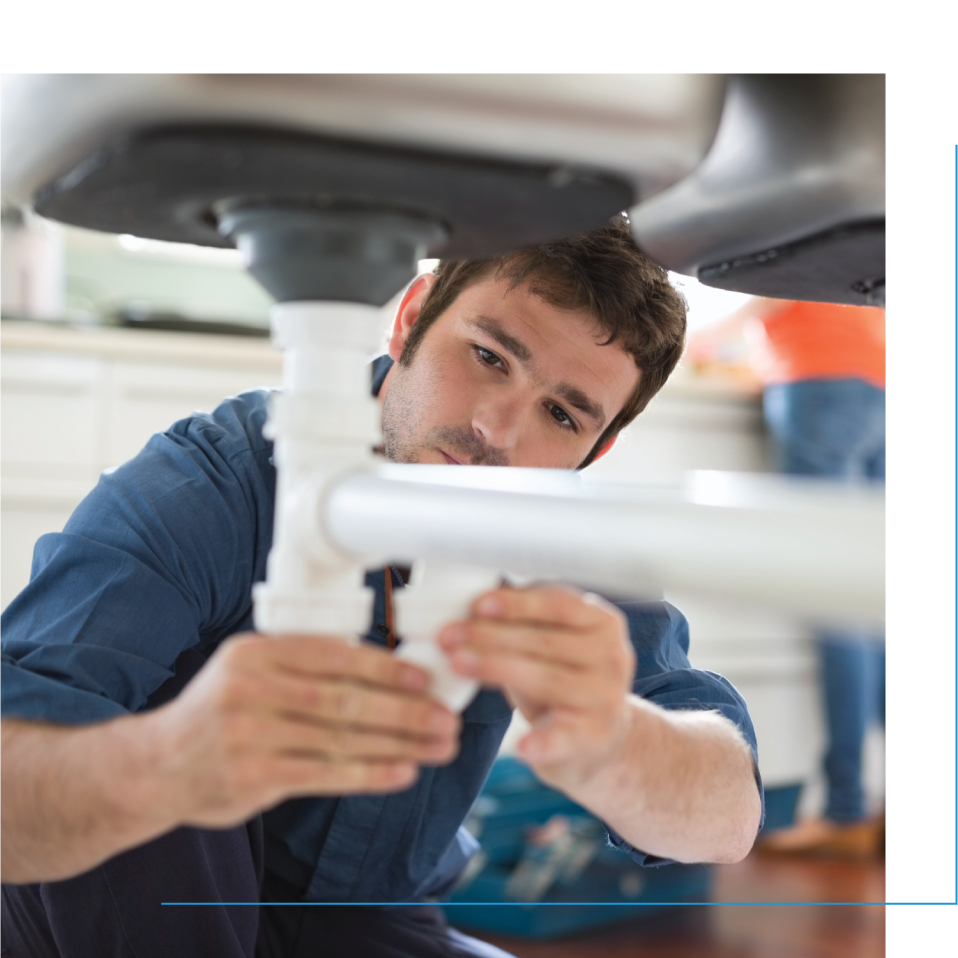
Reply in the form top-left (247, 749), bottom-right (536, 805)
top-left (764, 378), bottom-right (886, 823)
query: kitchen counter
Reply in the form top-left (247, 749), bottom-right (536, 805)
top-left (2, 318), bottom-right (282, 371)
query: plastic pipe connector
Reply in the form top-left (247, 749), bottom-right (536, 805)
top-left (393, 561), bottom-right (502, 712)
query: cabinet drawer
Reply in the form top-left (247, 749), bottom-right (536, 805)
top-left (1, 352), bottom-right (104, 469)
top-left (104, 360), bottom-right (280, 466)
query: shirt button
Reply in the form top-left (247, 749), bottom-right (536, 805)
top-left (376, 623), bottom-right (390, 636)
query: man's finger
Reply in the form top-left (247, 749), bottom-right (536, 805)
top-left (439, 619), bottom-right (597, 670)
top-left (447, 647), bottom-right (602, 710)
top-left (516, 715), bottom-right (582, 767)
top-left (469, 587), bottom-right (620, 630)
top-left (256, 669), bottom-right (459, 740)
top-left (239, 633), bottom-right (431, 692)
top-left (249, 712), bottom-right (459, 764)
top-left (264, 755), bottom-right (420, 799)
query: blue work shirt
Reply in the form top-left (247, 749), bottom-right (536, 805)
top-left (1, 359), bottom-right (763, 902)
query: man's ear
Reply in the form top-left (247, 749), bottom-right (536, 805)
top-left (388, 273), bottom-right (437, 361)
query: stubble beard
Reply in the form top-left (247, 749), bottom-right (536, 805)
top-left (381, 361), bottom-right (508, 466)
top-left (380, 362), bottom-right (427, 464)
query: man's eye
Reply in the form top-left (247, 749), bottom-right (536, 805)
top-left (548, 404), bottom-right (575, 429)
top-left (475, 346), bottom-right (503, 368)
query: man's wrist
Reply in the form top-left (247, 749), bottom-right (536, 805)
top-left (1, 714), bottom-right (187, 883)
top-left (548, 694), bottom-right (651, 814)
top-left (540, 695), bottom-right (647, 817)
top-left (95, 711), bottom-right (185, 845)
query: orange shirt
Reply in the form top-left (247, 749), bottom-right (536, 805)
top-left (746, 301), bottom-right (885, 389)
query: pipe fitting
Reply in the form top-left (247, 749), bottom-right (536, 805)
top-left (394, 561), bottom-right (502, 712)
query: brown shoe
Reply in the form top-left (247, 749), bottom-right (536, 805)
top-left (757, 816), bottom-right (884, 861)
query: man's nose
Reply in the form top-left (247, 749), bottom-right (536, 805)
top-left (471, 394), bottom-right (527, 452)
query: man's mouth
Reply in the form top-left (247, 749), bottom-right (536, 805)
top-left (438, 448), bottom-right (466, 465)
top-left (428, 427), bottom-right (508, 466)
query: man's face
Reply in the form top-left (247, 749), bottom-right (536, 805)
top-left (379, 273), bottom-right (640, 469)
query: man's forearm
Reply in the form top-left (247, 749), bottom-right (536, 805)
top-left (567, 696), bottom-right (762, 864)
top-left (1, 715), bottom-right (181, 884)
top-left (2, 632), bottom-right (459, 885)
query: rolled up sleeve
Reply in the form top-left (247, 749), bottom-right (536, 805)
top-left (1, 392), bottom-right (275, 727)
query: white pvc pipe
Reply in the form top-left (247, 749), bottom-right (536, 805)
top-left (393, 560), bottom-right (501, 712)
top-left (324, 464), bottom-right (885, 626)
top-left (253, 301), bottom-right (384, 637)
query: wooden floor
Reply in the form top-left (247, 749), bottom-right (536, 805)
top-left (459, 851), bottom-right (885, 958)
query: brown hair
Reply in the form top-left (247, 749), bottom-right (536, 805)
top-left (399, 217), bottom-right (687, 468)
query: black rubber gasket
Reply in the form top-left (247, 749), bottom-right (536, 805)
top-left (33, 125), bottom-right (634, 259)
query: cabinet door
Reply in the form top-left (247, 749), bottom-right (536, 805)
top-left (104, 360), bottom-right (281, 467)
top-left (1, 351), bottom-right (105, 478)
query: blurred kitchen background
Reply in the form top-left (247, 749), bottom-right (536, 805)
top-left (1, 208), bottom-right (884, 957)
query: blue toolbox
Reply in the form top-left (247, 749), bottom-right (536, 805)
top-left (441, 757), bottom-right (712, 939)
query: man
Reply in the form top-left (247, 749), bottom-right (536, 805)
top-left (1, 220), bottom-right (764, 958)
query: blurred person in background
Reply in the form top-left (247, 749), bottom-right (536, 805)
top-left (688, 297), bottom-right (885, 859)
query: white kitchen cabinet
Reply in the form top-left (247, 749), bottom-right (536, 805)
top-left (2, 351), bottom-right (105, 476)
top-left (1, 321), bottom-right (282, 609)
top-left (104, 359), bottom-right (279, 468)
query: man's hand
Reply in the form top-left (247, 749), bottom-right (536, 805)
top-left (2, 633), bottom-right (461, 884)
top-left (437, 586), bottom-right (635, 795)
top-left (438, 586), bottom-right (762, 864)
top-left (156, 632), bottom-right (461, 828)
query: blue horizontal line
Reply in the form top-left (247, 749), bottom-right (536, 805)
top-left (161, 900), bottom-right (958, 906)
